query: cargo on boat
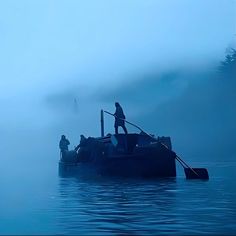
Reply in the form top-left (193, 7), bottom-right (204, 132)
top-left (59, 110), bottom-right (177, 178)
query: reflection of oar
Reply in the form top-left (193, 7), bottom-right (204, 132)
top-left (104, 110), bottom-right (209, 180)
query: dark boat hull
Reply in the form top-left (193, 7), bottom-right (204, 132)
top-left (59, 148), bottom-right (176, 178)
top-left (59, 133), bottom-right (177, 178)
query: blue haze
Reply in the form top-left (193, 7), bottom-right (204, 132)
top-left (0, 0), bottom-right (236, 235)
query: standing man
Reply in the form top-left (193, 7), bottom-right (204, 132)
top-left (114, 102), bottom-right (128, 135)
top-left (59, 135), bottom-right (70, 158)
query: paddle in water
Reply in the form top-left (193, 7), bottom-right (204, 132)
top-left (104, 110), bottom-right (209, 180)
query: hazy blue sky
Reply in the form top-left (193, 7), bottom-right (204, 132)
top-left (0, 0), bottom-right (235, 154)
top-left (0, 0), bottom-right (235, 94)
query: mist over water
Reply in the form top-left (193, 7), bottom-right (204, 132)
top-left (1, 49), bottom-right (236, 236)
top-left (0, 0), bottom-right (236, 234)
top-left (1, 67), bottom-right (236, 234)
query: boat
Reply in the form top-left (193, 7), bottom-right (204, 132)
top-left (58, 110), bottom-right (209, 179)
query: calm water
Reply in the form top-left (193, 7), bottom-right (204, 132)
top-left (1, 157), bottom-right (236, 235)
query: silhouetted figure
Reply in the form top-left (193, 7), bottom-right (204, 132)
top-left (114, 102), bottom-right (128, 135)
top-left (75, 135), bottom-right (91, 162)
top-left (74, 135), bottom-right (87, 151)
top-left (59, 135), bottom-right (70, 154)
top-left (73, 98), bottom-right (79, 113)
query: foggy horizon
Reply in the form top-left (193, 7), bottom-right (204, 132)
top-left (0, 0), bottom-right (235, 161)
top-left (1, 1), bottom-right (236, 235)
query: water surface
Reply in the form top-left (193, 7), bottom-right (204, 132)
top-left (1, 158), bottom-right (236, 235)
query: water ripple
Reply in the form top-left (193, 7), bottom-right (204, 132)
top-left (52, 173), bottom-right (236, 235)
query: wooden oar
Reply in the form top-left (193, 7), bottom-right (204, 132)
top-left (175, 154), bottom-right (209, 180)
top-left (160, 142), bottom-right (208, 179)
top-left (104, 110), bottom-right (209, 180)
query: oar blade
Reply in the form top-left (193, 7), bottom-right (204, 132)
top-left (184, 168), bottom-right (209, 180)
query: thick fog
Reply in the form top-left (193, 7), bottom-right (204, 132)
top-left (0, 0), bottom-right (235, 168)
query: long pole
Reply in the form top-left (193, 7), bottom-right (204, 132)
top-left (103, 110), bottom-right (199, 177)
top-left (101, 109), bottom-right (104, 137)
top-left (104, 110), bottom-right (150, 136)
